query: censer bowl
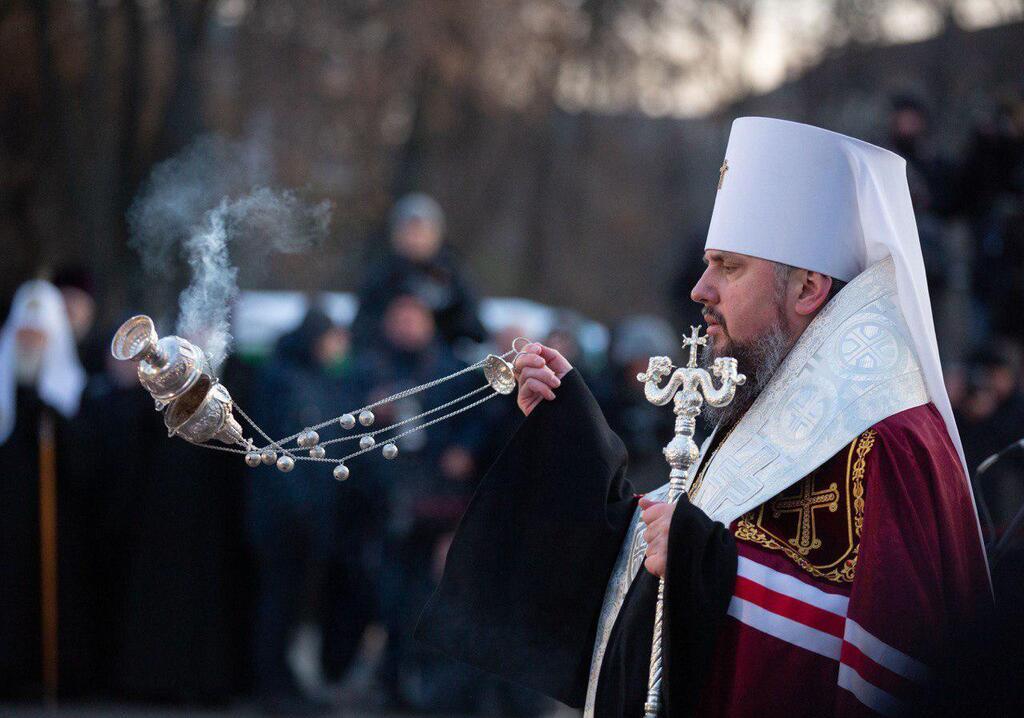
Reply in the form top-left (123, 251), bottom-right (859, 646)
top-left (163, 374), bottom-right (244, 446)
top-left (111, 315), bottom-right (210, 404)
top-left (483, 354), bottom-right (517, 395)
top-left (111, 315), bottom-right (161, 363)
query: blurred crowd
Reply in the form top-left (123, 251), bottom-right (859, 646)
top-left (2, 90), bottom-right (1024, 716)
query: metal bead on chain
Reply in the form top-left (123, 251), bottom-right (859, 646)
top-left (297, 429), bottom-right (320, 448)
top-left (218, 345), bottom-right (519, 485)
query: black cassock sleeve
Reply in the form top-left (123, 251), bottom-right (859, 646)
top-left (592, 496), bottom-right (736, 718)
top-left (415, 369), bottom-right (638, 707)
top-left (662, 496), bottom-right (737, 716)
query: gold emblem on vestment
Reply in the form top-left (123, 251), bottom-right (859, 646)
top-left (772, 480), bottom-right (840, 555)
top-left (734, 429), bottom-right (876, 583)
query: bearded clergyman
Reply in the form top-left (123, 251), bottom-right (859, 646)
top-left (415, 118), bottom-right (991, 717)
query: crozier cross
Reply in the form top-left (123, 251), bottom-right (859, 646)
top-left (771, 480), bottom-right (840, 555)
top-left (682, 325), bottom-right (707, 368)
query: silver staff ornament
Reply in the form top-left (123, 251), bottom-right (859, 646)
top-left (636, 325), bottom-right (745, 718)
top-left (111, 315), bottom-right (527, 479)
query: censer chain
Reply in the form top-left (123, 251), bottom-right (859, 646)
top-left (198, 386), bottom-right (501, 464)
top-left (258, 348), bottom-right (516, 450)
top-left (315, 384), bottom-right (494, 447)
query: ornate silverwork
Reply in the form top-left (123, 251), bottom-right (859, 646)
top-left (112, 315), bottom-right (535, 479)
top-left (635, 325), bottom-right (745, 718)
top-left (112, 316), bottom-right (248, 448)
top-left (692, 257), bottom-right (928, 526)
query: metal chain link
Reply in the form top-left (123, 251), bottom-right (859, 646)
top-left (258, 348), bottom-right (516, 449)
top-left (316, 384), bottom-right (493, 447)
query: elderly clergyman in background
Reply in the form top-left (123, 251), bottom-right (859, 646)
top-left (417, 118), bottom-right (991, 717)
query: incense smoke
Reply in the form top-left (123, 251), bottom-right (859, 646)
top-left (128, 136), bottom-right (333, 368)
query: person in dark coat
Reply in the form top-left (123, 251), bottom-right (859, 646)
top-left (0, 280), bottom-right (90, 699)
top-left (104, 366), bottom-right (247, 704)
top-left (602, 316), bottom-right (680, 494)
top-left (246, 308), bottom-right (353, 714)
top-left (350, 291), bottom-right (489, 712)
top-left (351, 193), bottom-right (486, 348)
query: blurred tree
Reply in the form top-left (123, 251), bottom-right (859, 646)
top-left (1, 0), bottom-right (1022, 319)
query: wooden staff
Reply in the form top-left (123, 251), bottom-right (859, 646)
top-left (38, 411), bottom-right (58, 704)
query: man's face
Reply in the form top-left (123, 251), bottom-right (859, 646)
top-left (383, 295), bottom-right (436, 352)
top-left (690, 249), bottom-right (796, 427)
top-left (690, 250), bottom-right (787, 356)
top-left (60, 287), bottom-right (96, 342)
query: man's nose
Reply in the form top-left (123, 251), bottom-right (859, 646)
top-left (690, 267), bottom-right (718, 306)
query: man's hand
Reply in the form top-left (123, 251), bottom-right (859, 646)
top-left (513, 343), bottom-right (573, 416)
top-left (640, 496), bottom-right (677, 578)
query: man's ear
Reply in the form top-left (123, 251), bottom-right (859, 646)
top-left (793, 270), bottom-right (832, 316)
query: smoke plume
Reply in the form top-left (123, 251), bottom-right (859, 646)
top-left (128, 136), bottom-right (332, 367)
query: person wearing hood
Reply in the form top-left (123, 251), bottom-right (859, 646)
top-left (246, 308), bottom-right (352, 715)
top-left (350, 290), bottom-right (488, 712)
top-left (350, 192), bottom-right (487, 348)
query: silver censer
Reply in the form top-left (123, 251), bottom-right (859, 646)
top-left (635, 325), bottom-right (745, 718)
top-left (111, 315), bottom-right (248, 447)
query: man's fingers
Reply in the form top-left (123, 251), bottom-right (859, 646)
top-left (514, 352), bottom-right (546, 372)
top-left (536, 345), bottom-right (571, 377)
top-left (519, 365), bottom-right (561, 388)
top-left (643, 520), bottom-right (667, 544)
top-left (523, 377), bottom-right (556, 401)
top-left (641, 503), bottom-right (672, 524)
top-left (644, 554), bottom-right (665, 578)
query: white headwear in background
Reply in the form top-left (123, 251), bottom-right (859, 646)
top-left (705, 116), bottom-right (971, 510)
top-left (0, 280), bottom-right (87, 445)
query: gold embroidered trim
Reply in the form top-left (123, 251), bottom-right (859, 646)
top-left (734, 428), bottom-right (877, 584)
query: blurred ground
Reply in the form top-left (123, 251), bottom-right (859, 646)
top-left (0, 702), bottom-right (581, 718)
top-left (0, 705), bottom-right (579, 718)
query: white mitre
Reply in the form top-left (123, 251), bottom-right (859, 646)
top-left (0, 280), bottom-right (87, 445)
top-left (705, 116), bottom-right (969, 510)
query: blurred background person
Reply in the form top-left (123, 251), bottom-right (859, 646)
top-left (246, 308), bottom-right (353, 715)
top-left (351, 193), bottom-right (487, 350)
top-left (602, 315), bottom-right (679, 494)
top-left (52, 267), bottom-right (104, 380)
top-left (959, 88), bottom-right (1024, 343)
top-left (956, 341), bottom-right (1024, 535)
top-left (0, 279), bottom-right (87, 698)
top-left (351, 290), bottom-right (487, 713)
top-left (886, 95), bottom-right (958, 307)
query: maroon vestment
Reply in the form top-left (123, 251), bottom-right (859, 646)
top-left (419, 372), bottom-right (991, 717)
top-left (691, 402), bottom-right (990, 716)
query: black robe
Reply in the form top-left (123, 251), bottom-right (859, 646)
top-left (0, 387), bottom-right (106, 698)
top-left (416, 370), bottom-right (737, 717)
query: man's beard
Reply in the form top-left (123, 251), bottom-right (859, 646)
top-left (700, 308), bottom-right (793, 431)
